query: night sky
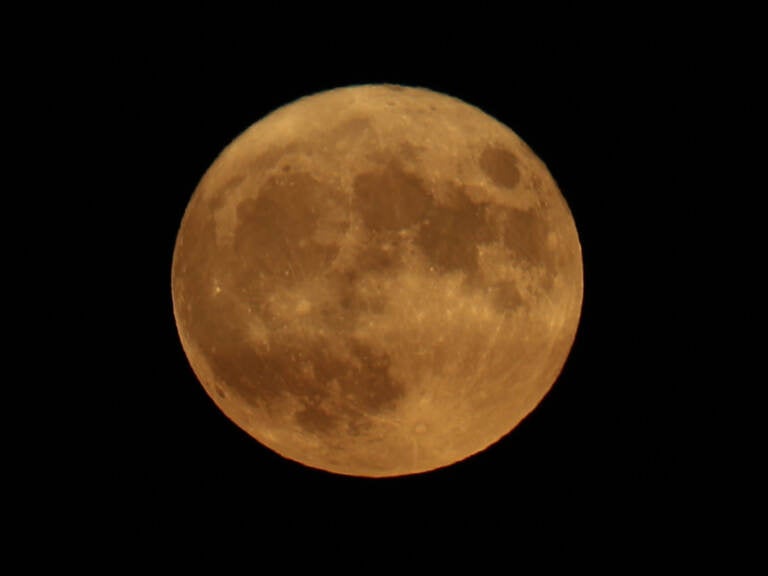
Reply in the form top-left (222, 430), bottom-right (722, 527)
top-left (44, 19), bottom-right (716, 555)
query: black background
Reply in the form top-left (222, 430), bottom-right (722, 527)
top-left (32, 13), bottom-right (728, 558)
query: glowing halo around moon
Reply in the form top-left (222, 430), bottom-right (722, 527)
top-left (171, 84), bottom-right (583, 477)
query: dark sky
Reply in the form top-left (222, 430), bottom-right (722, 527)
top-left (42, 20), bottom-right (719, 554)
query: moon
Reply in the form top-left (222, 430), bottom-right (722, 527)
top-left (171, 84), bottom-right (583, 477)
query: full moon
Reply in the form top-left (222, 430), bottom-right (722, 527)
top-left (171, 85), bottom-right (583, 477)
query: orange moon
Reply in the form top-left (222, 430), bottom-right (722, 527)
top-left (171, 85), bottom-right (583, 477)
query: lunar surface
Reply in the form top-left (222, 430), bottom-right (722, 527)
top-left (171, 84), bottom-right (583, 477)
